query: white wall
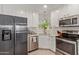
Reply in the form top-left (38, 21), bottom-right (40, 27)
top-left (59, 5), bottom-right (79, 18)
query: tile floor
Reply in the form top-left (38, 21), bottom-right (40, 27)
top-left (28, 49), bottom-right (62, 55)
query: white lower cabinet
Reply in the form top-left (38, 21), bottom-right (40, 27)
top-left (38, 35), bottom-right (56, 52)
top-left (50, 36), bottom-right (56, 52)
top-left (38, 35), bottom-right (50, 49)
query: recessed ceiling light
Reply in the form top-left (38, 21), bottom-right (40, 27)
top-left (43, 5), bottom-right (47, 8)
top-left (20, 11), bottom-right (24, 14)
top-left (33, 13), bottom-right (35, 16)
top-left (56, 10), bottom-right (59, 13)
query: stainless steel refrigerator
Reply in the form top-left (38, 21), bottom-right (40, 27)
top-left (0, 14), bottom-right (27, 55)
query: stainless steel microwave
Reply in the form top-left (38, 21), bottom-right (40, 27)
top-left (59, 15), bottom-right (79, 27)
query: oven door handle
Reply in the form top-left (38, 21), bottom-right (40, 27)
top-left (56, 38), bottom-right (76, 44)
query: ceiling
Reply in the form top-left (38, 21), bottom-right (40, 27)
top-left (2, 4), bottom-right (66, 13)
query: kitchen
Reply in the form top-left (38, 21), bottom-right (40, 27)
top-left (0, 4), bottom-right (79, 55)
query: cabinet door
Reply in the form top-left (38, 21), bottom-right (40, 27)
top-left (39, 35), bottom-right (50, 49)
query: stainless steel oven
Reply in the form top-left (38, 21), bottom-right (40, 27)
top-left (56, 38), bottom-right (77, 55)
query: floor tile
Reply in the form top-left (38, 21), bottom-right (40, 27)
top-left (28, 49), bottom-right (59, 55)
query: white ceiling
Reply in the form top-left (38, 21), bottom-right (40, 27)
top-left (2, 4), bottom-right (66, 13)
